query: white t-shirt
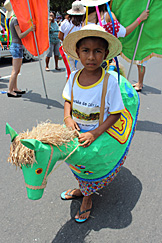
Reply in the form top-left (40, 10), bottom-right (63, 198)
top-left (62, 68), bottom-right (124, 132)
top-left (60, 19), bottom-right (82, 39)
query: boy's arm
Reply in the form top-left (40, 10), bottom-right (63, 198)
top-left (78, 113), bottom-right (121, 147)
top-left (64, 100), bottom-right (80, 130)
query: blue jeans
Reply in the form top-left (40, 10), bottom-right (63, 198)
top-left (10, 42), bottom-right (23, 59)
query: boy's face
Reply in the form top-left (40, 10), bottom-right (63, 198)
top-left (76, 38), bottom-right (109, 72)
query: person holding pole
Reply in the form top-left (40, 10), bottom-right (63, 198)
top-left (81, 1), bottom-right (149, 38)
top-left (81, 0), bottom-right (149, 91)
top-left (4, 0), bottom-right (36, 98)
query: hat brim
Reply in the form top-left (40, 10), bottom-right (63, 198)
top-left (80, 0), bottom-right (110, 7)
top-left (67, 8), bottom-right (86, 15)
top-left (63, 27), bottom-right (122, 61)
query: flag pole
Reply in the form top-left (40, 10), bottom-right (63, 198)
top-left (26, 0), bottom-right (48, 99)
top-left (127, 0), bottom-right (151, 80)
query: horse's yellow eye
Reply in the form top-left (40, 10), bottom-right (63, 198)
top-left (35, 168), bottom-right (43, 174)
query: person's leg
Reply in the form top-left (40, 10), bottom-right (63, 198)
top-left (75, 195), bottom-right (92, 221)
top-left (8, 58), bottom-right (22, 94)
top-left (54, 55), bottom-right (60, 70)
top-left (63, 188), bottom-right (92, 221)
top-left (45, 56), bottom-right (50, 71)
top-left (133, 63), bottom-right (146, 91)
top-left (62, 189), bottom-right (83, 199)
top-left (137, 64), bottom-right (145, 88)
top-left (54, 42), bottom-right (61, 70)
top-left (45, 43), bottom-right (52, 71)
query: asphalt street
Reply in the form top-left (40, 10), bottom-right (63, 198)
top-left (0, 56), bottom-right (162, 243)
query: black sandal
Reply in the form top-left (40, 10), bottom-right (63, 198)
top-left (14, 90), bottom-right (26, 94)
top-left (7, 92), bottom-right (22, 98)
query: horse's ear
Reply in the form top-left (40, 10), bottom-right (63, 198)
top-left (6, 123), bottom-right (18, 142)
top-left (20, 139), bottom-right (44, 151)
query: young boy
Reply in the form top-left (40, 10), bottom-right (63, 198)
top-left (62, 24), bottom-right (124, 223)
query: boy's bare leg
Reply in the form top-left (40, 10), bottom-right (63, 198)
top-left (63, 189), bottom-right (92, 219)
top-left (63, 189), bottom-right (83, 199)
top-left (75, 195), bottom-right (92, 220)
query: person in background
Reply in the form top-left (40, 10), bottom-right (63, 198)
top-left (58, 1), bottom-right (86, 79)
top-left (4, 0), bottom-right (36, 98)
top-left (80, 0), bottom-right (149, 92)
top-left (45, 11), bottom-right (60, 71)
top-left (62, 13), bottom-right (69, 21)
top-left (81, 1), bottom-right (149, 38)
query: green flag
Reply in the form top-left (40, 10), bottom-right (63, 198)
top-left (111, 0), bottom-right (162, 63)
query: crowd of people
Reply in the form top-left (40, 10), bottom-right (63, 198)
top-left (3, 0), bottom-right (150, 224)
top-left (3, 0), bottom-right (149, 98)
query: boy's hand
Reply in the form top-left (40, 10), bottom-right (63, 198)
top-left (139, 10), bottom-right (149, 21)
top-left (65, 117), bottom-right (80, 131)
top-left (78, 131), bottom-right (96, 147)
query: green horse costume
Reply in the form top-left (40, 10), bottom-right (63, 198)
top-left (6, 71), bottom-right (139, 200)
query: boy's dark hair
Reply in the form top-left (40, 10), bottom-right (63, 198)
top-left (76, 36), bottom-right (109, 51)
top-left (69, 15), bottom-right (84, 26)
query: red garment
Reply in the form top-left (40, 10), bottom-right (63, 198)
top-left (10, 0), bottom-right (49, 56)
top-left (103, 19), bottom-right (120, 38)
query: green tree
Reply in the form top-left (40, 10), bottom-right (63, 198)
top-left (0, 0), bottom-right (4, 7)
top-left (50, 0), bottom-right (73, 14)
top-left (0, 0), bottom-right (74, 14)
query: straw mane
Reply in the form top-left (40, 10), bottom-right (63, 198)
top-left (8, 122), bottom-right (78, 168)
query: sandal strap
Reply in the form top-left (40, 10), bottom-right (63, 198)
top-left (79, 208), bottom-right (92, 216)
top-left (66, 189), bottom-right (78, 198)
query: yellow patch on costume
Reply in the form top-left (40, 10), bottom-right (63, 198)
top-left (107, 108), bottom-right (133, 144)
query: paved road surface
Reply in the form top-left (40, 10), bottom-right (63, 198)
top-left (0, 56), bottom-right (161, 243)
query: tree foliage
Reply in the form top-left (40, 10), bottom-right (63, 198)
top-left (0, 0), bottom-right (74, 15)
top-left (50, 0), bottom-right (73, 14)
top-left (0, 0), bottom-right (4, 7)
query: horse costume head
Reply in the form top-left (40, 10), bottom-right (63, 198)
top-left (6, 71), bottom-right (140, 201)
top-left (6, 122), bottom-right (78, 200)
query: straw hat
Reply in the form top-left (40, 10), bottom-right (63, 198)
top-left (63, 24), bottom-right (122, 61)
top-left (67, 1), bottom-right (86, 15)
top-left (80, 0), bottom-right (110, 7)
top-left (4, 0), bottom-right (14, 19)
